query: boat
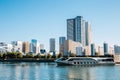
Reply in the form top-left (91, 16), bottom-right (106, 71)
top-left (55, 57), bottom-right (115, 66)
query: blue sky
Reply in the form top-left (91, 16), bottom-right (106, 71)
top-left (0, 0), bottom-right (120, 51)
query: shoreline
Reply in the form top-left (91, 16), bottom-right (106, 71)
top-left (0, 58), bottom-right (55, 62)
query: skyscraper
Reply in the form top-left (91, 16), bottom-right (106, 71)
top-left (50, 38), bottom-right (55, 52)
top-left (103, 42), bottom-right (109, 55)
top-left (67, 16), bottom-right (91, 47)
top-left (85, 22), bottom-right (92, 46)
top-left (59, 37), bottom-right (66, 54)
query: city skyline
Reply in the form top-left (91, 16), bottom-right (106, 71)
top-left (0, 0), bottom-right (120, 51)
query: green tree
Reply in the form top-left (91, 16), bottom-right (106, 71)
top-left (16, 52), bottom-right (23, 58)
top-left (26, 53), bottom-right (34, 58)
top-left (58, 52), bottom-right (63, 58)
top-left (0, 53), bottom-right (3, 59)
top-left (47, 54), bottom-right (52, 59)
top-left (70, 53), bottom-right (76, 57)
top-left (95, 52), bottom-right (99, 56)
top-left (34, 53), bottom-right (41, 58)
top-left (6, 52), bottom-right (17, 58)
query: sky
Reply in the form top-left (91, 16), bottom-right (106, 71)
top-left (0, 0), bottom-right (120, 51)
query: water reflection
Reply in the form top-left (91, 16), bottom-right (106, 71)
top-left (0, 62), bottom-right (120, 80)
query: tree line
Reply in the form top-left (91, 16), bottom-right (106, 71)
top-left (0, 52), bottom-right (64, 59)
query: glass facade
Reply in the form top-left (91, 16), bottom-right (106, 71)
top-left (104, 43), bottom-right (108, 55)
top-left (67, 16), bottom-right (86, 47)
top-left (91, 44), bottom-right (95, 56)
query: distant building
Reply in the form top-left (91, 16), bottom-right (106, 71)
top-left (103, 42), bottom-right (109, 55)
top-left (98, 46), bottom-right (104, 56)
top-left (30, 39), bottom-right (40, 54)
top-left (91, 43), bottom-right (95, 56)
top-left (114, 45), bottom-right (120, 54)
top-left (84, 46), bottom-right (91, 56)
top-left (109, 47), bottom-right (114, 55)
top-left (40, 44), bottom-right (44, 50)
top-left (22, 42), bottom-right (30, 54)
top-left (59, 37), bottom-right (66, 54)
top-left (76, 46), bottom-right (83, 56)
top-left (0, 42), bottom-right (12, 53)
top-left (50, 38), bottom-right (55, 52)
top-left (64, 40), bottom-right (81, 56)
top-left (11, 41), bottom-right (23, 53)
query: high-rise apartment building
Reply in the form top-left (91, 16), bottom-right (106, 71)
top-left (59, 37), bottom-right (66, 54)
top-left (50, 38), bottom-right (55, 52)
top-left (22, 42), bottom-right (30, 54)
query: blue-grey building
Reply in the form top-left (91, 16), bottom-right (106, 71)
top-left (30, 39), bottom-right (40, 54)
top-left (103, 42), bottom-right (109, 55)
top-left (50, 38), bottom-right (55, 52)
top-left (59, 37), bottom-right (66, 54)
top-left (67, 16), bottom-right (86, 47)
top-left (91, 43), bottom-right (95, 56)
top-left (114, 45), bottom-right (120, 54)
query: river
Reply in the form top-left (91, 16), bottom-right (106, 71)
top-left (0, 62), bottom-right (120, 80)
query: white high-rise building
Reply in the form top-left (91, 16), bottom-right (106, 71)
top-left (85, 22), bottom-right (92, 46)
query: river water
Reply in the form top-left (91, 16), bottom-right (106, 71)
top-left (0, 62), bottom-right (120, 80)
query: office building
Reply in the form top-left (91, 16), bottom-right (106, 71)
top-left (91, 43), bottom-right (95, 56)
top-left (98, 46), bottom-right (104, 56)
top-left (67, 16), bottom-right (86, 46)
top-left (84, 46), bottom-right (91, 56)
top-left (85, 22), bottom-right (92, 46)
top-left (30, 39), bottom-right (40, 54)
top-left (103, 42), bottom-right (109, 55)
top-left (76, 46), bottom-right (83, 56)
top-left (50, 38), bottom-right (55, 52)
top-left (114, 45), bottom-right (120, 54)
top-left (64, 40), bottom-right (81, 56)
top-left (67, 16), bottom-right (93, 47)
top-left (59, 37), bottom-right (66, 54)
top-left (22, 42), bottom-right (30, 54)
top-left (109, 47), bottom-right (114, 55)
